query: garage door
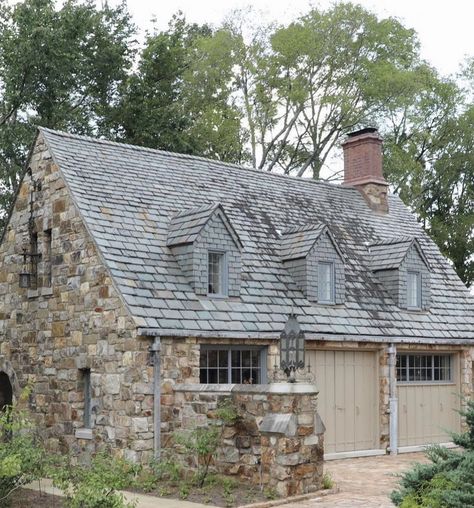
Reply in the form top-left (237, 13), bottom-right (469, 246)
top-left (308, 350), bottom-right (379, 454)
top-left (398, 353), bottom-right (461, 448)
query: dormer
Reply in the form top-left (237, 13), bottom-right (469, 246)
top-left (281, 224), bottom-right (345, 304)
top-left (369, 237), bottom-right (431, 310)
top-left (167, 204), bottom-right (242, 297)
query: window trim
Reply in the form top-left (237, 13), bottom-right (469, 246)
top-left (407, 270), bottom-right (422, 310)
top-left (207, 250), bottom-right (228, 297)
top-left (199, 345), bottom-right (267, 384)
top-left (318, 261), bottom-right (335, 304)
top-left (396, 353), bottom-right (453, 385)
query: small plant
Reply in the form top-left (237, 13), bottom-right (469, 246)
top-left (0, 386), bottom-right (50, 507)
top-left (175, 425), bottom-right (220, 487)
top-left (150, 456), bottom-right (182, 482)
top-left (52, 451), bottom-right (137, 508)
top-left (179, 482), bottom-right (190, 499)
top-left (322, 472), bottom-right (334, 489)
top-left (263, 486), bottom-right (277, 500)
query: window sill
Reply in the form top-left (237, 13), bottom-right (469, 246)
top-left (27, 289), bottom-right (39, 298)
top-left (42, 287), bottom-right (53, 297)
top-left (75, 428), bottom-right (93, 440)
top-left (27, 287), bottom-right (53, 298)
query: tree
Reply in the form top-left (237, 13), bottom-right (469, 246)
top-left (380, 63), bottom-right (473, 287)
top-left (115, 13), bottom-right (246, 163)
top-left (225, 3), bottom-right (422, 178)
top-left (0, 0), bottom-right (135, 228)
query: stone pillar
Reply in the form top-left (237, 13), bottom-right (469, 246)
top-left (172, 383), bottom-right (324, 497)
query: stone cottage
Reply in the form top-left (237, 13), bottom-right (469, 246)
top-left (0, 127), bottom-right (473, 476)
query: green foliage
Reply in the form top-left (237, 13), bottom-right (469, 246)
top-left (392, 399), bottom-right (474, 507)
top-left (0, 2), bottom-right (471, 287)
top-left (263, 486), bottom-right (277, 500)
top-left (322, 472), bottom-right (334, 489)
top-left (0, 386), bottom-right (49, 506)
top-left (0, 0), bottom-right (135, 230)
top-left (51, 451), bottom-right (138, 508)
top-left (175, 425), bottom-right (220, 488)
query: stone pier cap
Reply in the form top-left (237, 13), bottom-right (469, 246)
top-left (173, 382), bottom-right (319, 395)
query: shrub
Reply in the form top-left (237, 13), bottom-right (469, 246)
top-left (174, 396), bottom-right (240, 487)
top-left (0, 387), bottom-right (49, 507)
top-left (52, 451), bottom-right (138, 508)
top-left (391, 398), bottom-right (474, 507)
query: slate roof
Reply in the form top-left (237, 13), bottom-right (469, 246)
top-left (280, 224), bottom-right (344, 262)
top-left (38, 128), bottom-right (474, 343)
top-left (369, 237), bottom-right (430, 272)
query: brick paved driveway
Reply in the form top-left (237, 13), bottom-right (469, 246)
top-left (286, 452), bottom-right (428, 507)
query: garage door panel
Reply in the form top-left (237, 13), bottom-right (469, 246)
top-left (308, 350), bottom-right (378, 454)
top-left (398, 383), bottom-right (461, 447)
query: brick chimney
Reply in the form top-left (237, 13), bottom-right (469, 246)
top-left (341, 128), bottom-right (389, 213)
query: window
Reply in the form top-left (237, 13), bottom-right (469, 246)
top-left (44, 229), bottom-right (52, 287)
top-left (30, 232), bottom-right (38, 289)
top-left (396, 354), bottom-right (452, 383)
top-left (318, 262), bottom-right (335, 303)
top-left (200, 346), bottom-right (266, 384)
top-left (407, 271), bottom-right (421, 309)
top-left (208, 251), bottom-right (227, 296)
top-left (80, 369), bottom-right (92, 428)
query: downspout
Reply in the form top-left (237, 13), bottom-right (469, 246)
top-left (149, 337), bottom-right (161, 461)
top-left (388, 343), bottom-right (398, 455)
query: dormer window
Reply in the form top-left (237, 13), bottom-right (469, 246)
top-left (167, 204), bottom-right (242, 297)
top-left (407, 271), bottom-right (421, 309)
top-left (369, 237), bottom-right (430, 311)
top-left (318, 262), bottom-right (335, 304)
top-left (280, 224), bottom-right (345, 305)
top-left (208, 251), bottom-right (227, 296)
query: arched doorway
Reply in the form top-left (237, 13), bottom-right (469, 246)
top-left (0, 372), bottom-right (13, 411)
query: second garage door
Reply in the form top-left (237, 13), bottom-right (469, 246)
top-left (308, 350), bottom-right (379, 455)
top-left (397, 352), bottom-right (461, 448)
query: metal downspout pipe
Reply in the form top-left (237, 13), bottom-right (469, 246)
top-left (388, 343), bottom-right (398, 455)
top-left (149, 337), bottom-right (161, 461)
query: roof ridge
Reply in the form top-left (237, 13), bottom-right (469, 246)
top-left (38, 126), bottom-right (396, 196)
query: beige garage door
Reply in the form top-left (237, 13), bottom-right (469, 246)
top-left (308, 350), bottom-right (379, 454)
top-left (398, 354), bottom-right (461, 448)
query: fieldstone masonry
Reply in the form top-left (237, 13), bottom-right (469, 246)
top-left (172, 383), bottom-right (324, 497)
top-left (0, 134), bottom-right (155, 462)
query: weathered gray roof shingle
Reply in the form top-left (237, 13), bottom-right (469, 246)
top-left (40, 128), bottom-right (474, 343)
top-left (369, 237), bottom-right (430, 272)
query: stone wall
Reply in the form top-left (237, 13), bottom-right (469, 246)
top-left (0, 133), bottom-right (154, 462)
top-left (172, 383), bottom-right (324, 497)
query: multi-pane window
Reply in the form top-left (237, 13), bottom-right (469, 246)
top-left (396, 354), bottom-right (452, 383)
top-left (200, 347), bottom-right (265, 384)
top-left (407, 271), bottom-right (421, 309)
top-left (208, 251), bottom-right (226, 295)
top-left (318, 262), bottom-right (335, 303)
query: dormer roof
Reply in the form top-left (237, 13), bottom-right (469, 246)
top-left (167, 203), bottom-right (242, 249)
top-left (369, 236), bottom-right (430, 272)
top-left (280, 224), bottom-right (344, 262)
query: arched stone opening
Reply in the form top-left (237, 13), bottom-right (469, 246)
top-left (0, 372), bottom-right (13, 411)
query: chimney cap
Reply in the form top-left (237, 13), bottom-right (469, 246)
top-left (347, 127), bottom-right (378, 138)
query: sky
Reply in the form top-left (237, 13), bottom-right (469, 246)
top-left (116, 0), bottom-right (473, 76)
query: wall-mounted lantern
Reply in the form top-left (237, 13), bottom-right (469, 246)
top-left (19, 247), bottom-right (41, 288)
top-left (279, 313), bottom-right (306, 382)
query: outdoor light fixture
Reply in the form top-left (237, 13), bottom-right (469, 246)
top-left (19, 167), bottom-right (42, 289)
top-left (18, 247), bottom-right (41, 288)
top-left (279, 313), bottom-right (306, 382)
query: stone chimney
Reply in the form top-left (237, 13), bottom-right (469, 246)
top-left (341, 128), bottom-right (389, 213)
